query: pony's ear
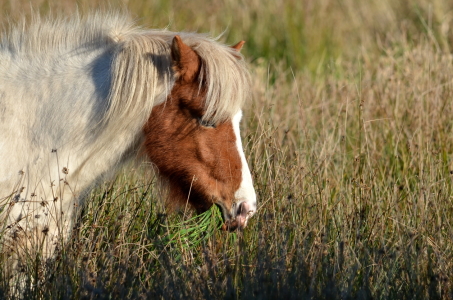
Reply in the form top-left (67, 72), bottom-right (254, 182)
top-left (171, 35), bottom-right (200, 82)
top-left (231, 41), bottom-right (245, 52)
top-left (231, 41), bottom-right (245, 60)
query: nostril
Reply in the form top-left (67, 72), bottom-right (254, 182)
top-left (223, 202), bottom-right (255, 231)
top-left (237, 202), bottom-right (251, 217)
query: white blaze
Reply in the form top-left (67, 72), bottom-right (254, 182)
top-left (232, 110), bottom-right (257, 222)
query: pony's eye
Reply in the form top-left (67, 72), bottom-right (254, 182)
top-left (198, 118), bottom-right (216, 128)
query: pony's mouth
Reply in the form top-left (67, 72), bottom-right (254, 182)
top-left (218, 202), bottom-right (254, 232)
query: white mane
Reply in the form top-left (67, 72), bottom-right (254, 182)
top-left (0, 12), bottom-right (250, 253)
top-left (1, 12), bottom-right (250, 125)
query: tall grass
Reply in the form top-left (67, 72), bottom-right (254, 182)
top-left (2, 0), bottom-right (453, 298)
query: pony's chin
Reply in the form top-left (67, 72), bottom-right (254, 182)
top-left (220, 205), bottom-right (251, 232)
top-left (221, 216), bottom-right (248, 231)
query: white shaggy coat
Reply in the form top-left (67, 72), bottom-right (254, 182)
top-left (0, 13), bottom-right (251, 258)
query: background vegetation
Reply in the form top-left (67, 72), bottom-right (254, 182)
top-left (2, 0), bottom-right (453, 298)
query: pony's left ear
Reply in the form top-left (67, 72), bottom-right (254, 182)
top-left (171, 35), bottom-right (201, 82)
top-left (231, 41), bottom-right (245, 52)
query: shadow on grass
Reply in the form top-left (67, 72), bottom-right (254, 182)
top-left (1, 220), bottom-right (448, 300)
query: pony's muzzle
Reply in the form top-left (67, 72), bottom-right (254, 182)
top-left (221, 202), bottom-right (255, 232)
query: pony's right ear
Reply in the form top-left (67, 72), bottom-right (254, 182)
top-left (230, 41), bottom-right (245, 60)
top-left (231, 41), bottom-right (245, 52)
top-left (171, 35), bottom-right (201, 82)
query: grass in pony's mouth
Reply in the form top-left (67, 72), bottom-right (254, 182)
top-left (162, 204), bottom-right (223, 251)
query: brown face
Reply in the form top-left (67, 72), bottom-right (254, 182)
top-left (143, 36), bottom-right (244, 223)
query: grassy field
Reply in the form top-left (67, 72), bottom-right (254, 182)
top-left (2, 0), bottom-right (453, 299)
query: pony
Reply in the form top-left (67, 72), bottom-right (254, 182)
top-left (0, 12), bottom-right (256, 268)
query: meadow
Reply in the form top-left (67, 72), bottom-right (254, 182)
top-left (1, 0), bottom-right (453, 299)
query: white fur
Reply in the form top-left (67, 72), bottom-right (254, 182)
top-left (232, 111), bottom-right (257, 224)
top-left (0, 13), bottom-right (252, 263)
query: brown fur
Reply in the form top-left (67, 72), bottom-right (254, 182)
top-left (143, 36), bottom-right (242, 216)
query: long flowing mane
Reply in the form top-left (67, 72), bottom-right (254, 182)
top-left (0, 12), bottom-right (251, 185)
top-left (0, 13), bottom-right (257, 287)
top-left (1, 12), bottom-right (250, 126)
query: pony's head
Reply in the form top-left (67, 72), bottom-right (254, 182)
top-left (143, 36), bottom-right (256, 230)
